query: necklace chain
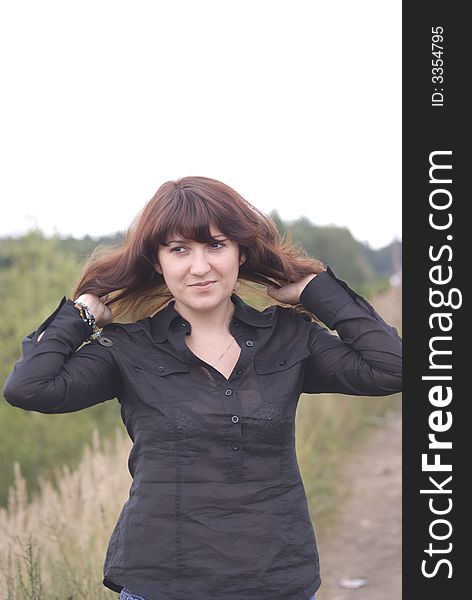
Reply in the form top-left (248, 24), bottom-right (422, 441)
top-left (213, 337), bottom-right (235, 366)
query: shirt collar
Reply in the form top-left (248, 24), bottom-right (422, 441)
top-left (148, 293), bottom-right (277, 343)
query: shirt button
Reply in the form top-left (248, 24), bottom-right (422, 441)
top-left (278, 360), bottom-right (286, 366)
top-left (232, 320), bottom-right (240, 328)
top-left (157, 366), bottom-right (165, 372)
top-left (225, 389), bottom-right (233, 396)
top-left (245, 340), bottom-right (254, 347)
top-left (236, 369), bottom-right (243, 375)
top-left (231, 415), bottom-right (239, 423)
top-left (231, 442), bottom-right (240, 450)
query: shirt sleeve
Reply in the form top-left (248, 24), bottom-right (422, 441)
top-left (299, 266), bottom-right (402, 396)
top-left (2, 296), bottom-right (122, 414)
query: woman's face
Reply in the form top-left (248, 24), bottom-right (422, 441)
top-left (155, 226), bottom-right (245, 315)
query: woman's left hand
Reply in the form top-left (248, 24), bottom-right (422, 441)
top-left (266, 273), bottom-right (318, 305)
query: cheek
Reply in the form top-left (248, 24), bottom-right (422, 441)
top-left (157, 254), bottom-right (175, 275)
top-left (155, 251), bottom-right (164, 274)
top-left (162, 265), bottom-right (188, 289)
top-left (224, 249), bottom-right (242, 270)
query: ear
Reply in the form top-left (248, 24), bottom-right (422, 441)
top-left (154, 262), bottom-right (162, 275)
top-left (239, 251), bottom-right (246, 266)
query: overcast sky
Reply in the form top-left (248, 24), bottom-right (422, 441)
top-left (0, 0), bottom-right (400, 250)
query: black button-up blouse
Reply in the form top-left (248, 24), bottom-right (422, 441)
top-left (2, 267), bottom-right (402, 600)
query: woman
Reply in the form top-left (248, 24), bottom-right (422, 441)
top-left (3, 176), bottom-right (402, 600)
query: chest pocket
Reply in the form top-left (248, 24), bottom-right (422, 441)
top-left (130, 354), bottom-right (191, 405)
top-left (254, 346), bottom-right (310, 403)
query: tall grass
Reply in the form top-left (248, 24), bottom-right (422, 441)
top-left (0, 430), bottom-right (132, 599)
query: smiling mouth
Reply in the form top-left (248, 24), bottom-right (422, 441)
top-left (190, 281), bottom-right (216, 289)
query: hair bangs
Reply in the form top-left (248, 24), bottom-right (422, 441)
top-left (154, 188), bottom-right (232, 246)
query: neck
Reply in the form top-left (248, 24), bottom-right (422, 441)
top-left (174, 297), bottom-right (236, 337)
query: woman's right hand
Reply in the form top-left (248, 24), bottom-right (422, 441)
top-left (74, 293), bottom-right (113, 328)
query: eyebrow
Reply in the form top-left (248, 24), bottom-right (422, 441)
top-left (166, 235), bottom-right (227, 244)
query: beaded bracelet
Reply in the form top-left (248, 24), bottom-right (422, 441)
top-left (73, 301), bottom-right (102, 341)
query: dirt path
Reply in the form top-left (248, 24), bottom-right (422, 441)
top-left (315, 410), bottom-right (402, 600)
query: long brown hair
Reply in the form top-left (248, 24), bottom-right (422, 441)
top-left (71, 176), bottom-right (326, 322)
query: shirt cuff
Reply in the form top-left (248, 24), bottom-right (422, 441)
top-left (30, 296), bottom-right (94, 343)
top-left (299, 265), bottom-right (378, 329)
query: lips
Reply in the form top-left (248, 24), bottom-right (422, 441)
top-left (190, 281), bottom-right (216, 287)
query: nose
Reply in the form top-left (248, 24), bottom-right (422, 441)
top-left (189, 248), bottom-right (212, 276)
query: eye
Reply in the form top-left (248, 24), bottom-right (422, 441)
top-left (209, 241), bottom-right (226, 249)
top-left (168, 240), bottom-right (227, 254)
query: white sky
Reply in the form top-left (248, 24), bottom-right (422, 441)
top-left (0, 0), bottom-right (401, 250)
